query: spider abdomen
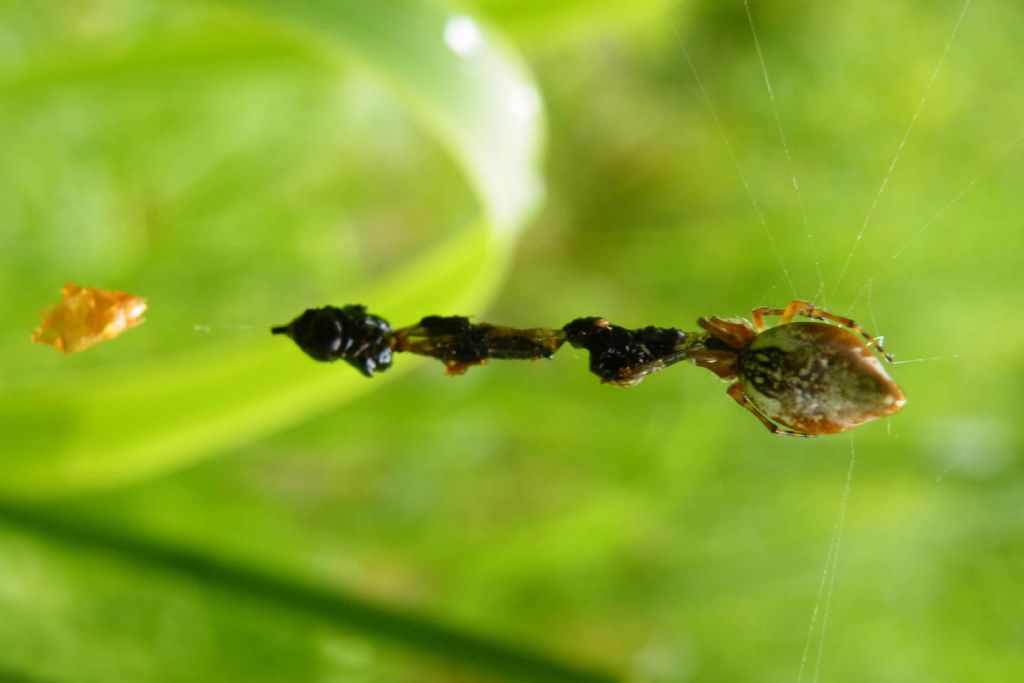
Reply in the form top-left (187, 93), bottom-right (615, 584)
top-left (738, 322), bottom-right (905, 434)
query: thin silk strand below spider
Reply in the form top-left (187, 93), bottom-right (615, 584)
top-left (272, 300), bottom-right (905, 437)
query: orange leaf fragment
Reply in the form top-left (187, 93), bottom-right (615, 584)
top-left (32, 283), bottom-right (147, 353)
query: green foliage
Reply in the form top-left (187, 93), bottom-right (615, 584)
top-left (0, 0), bottom-right (542, 497)
top-left (2, 1), bottom-right (1023, 682)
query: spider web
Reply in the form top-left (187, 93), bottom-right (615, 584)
top-left (169, 4), bottom-right (1020, 679)
top-left (670, 0), bottom-right (1021, 680)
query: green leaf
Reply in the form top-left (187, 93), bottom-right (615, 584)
top-left (0, 501), bottom-right (618, 683)
top-left (473, 0), bottom-right (682, 44)
top-left (0, 0), bottom-right (544, 499)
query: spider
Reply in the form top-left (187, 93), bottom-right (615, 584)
top-left (691, 300), bottom-right (906, 436)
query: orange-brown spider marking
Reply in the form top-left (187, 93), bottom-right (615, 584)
top-left (700, 300), bottom-right (905, 437)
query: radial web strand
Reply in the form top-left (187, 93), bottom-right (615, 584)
top-left (671, 23), bottom-right (798, 297)
top-left (796, 437), bottom-right (856, 683)
top-left (847, 127), bottom-right (1024, 311)
top-left (831, 0), bottom-right (973, 297)
top-left (743, 0), bottom-right (825, 301)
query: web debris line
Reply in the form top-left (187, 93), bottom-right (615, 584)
top-left (743, 0), bottom-right (825, 301)
top-left (671, 23), bottom-right (798, 297)
top-left (796, 437), bottom-right (857, 683)
top-left (832, 0), bottom-right (973, 297)
top-left (847, 127), bottom-right (1024, 310)
top-left (193, 323), bottom-right (265, 333)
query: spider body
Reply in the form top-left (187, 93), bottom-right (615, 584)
top-left (696, 300), bottom-right (906, 436)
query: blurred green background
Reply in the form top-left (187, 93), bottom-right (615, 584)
top-left (1, 0), bottom-right (1022, 681)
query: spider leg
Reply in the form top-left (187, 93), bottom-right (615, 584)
top-left (753, 300), bottom-right (894, 362)
top-left (726, 382), bottom-right (815, 438)
top-left (751, 305), bottom-right (792, 331)
top-left (751, 299), bottom-right (810, 329)
top-left (698, 316), bottom-right (757, 350)
top-left (690, 349), bottom-right (740, 380)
